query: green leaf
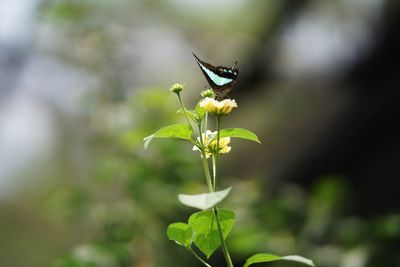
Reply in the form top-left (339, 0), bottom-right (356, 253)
top-left (218, 128), bottom-right (261, 144)
top-left (195, 102), bottom-right (206, 120)
top-left (178, 187), bottom-right (232, 210)
top-left (176, 104), bottom-right (205, 122)
top-left (176, 108), bottom-right (198, 122)
top-left (166, 222), bottom-right (193, 247)
top-left (188, 209), bottom-right (235, 258)
top-left (244, 253), bottom-right (315, 267)
top-left (143, 123), bottom-right (192, 149)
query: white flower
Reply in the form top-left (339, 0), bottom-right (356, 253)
top-left (193, 130), bottom-right (232, 158)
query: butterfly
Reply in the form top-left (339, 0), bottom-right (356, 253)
top-left (193, 53), bottom-right (239, 99)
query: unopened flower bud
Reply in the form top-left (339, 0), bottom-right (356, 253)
top-left (201, 89), bottom-right (215, 98)
top-left (169, 83), bottom-right (184, 94)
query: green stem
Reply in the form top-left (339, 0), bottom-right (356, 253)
top-left (214, 207), bottom-right (234, 267)
top-left (212, 155), bottom-right (217, 191)
top-left (177, 93), bottom-right (194, 133)
top-left (188, 247), bottom-right (213, 267)
top-left (212, 115), bottom-right (234, 267)
top-left (201, 153), bottom-right (214, 193)
top-left (198, 124), bottom-right (214, 192)
top-left (214, 115), bottom-right (221, 191)
top-left (204, 111), bottom-right (208, 133)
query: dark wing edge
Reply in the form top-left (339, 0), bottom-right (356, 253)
top-left (232, 61), bottom-right (238, 69)
top-left (192, 52), bottom-right (221, 89)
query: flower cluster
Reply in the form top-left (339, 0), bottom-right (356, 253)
top-left (199, 97), bottom-right (237, 116)
top-left (193, 130), bottom-right (231, 158)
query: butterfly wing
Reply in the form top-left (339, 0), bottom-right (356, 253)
top-left (193, 53), bottom-right (239, 97)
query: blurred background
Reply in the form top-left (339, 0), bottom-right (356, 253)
top-left (1, 0), bottom-right (399, 267)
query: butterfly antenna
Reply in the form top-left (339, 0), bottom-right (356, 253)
top-left (232, 61), bottom-right (239, 69)
top-left (192, 52), bottom-right (201, 62)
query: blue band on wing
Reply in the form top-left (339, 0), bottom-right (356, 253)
top-left (199, 62), bottom-right (233, 86)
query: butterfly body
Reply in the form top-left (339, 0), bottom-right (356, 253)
top-left (193, 53), bottom-right (239, 98)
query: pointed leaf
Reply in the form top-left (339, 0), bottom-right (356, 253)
top-left (178, 187), bottom-right (232, 210)
top-left (189, 209), bottom-right (235, 258)
top-left (167, 222), bottom-right (193, 247)
top-left (218, 128), bottom-right (261, 144)
top-left (195, 102), bottom-right (206, 120)
top-left (144, 123), bottom-right (192, 149)
top-left (176, 108), bottom-right (198, 122)
top-left (244, 253), bottom-right (315, 267)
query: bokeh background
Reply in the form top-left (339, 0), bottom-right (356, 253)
top-left (1, 1), bottom-right (399, 267)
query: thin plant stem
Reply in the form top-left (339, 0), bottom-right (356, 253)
top-left (212, 155), bottom-right (217, 191)
top-left (177, 93), bottom-right (194, 133)
top-left (176, 97), bottom-right (214, 267)
top-left (188, 247), bottom-right (214, 267)
top-left (198, 124), bottom-right (214, 192)
top-left (214, 116), bottom-right (221, 190)
top-left (177, 93), bottom-right (203, 150)
top-left (204, 111), bottom-right (208, 133)
top-left (201, 151), bottom-right (214, 192)
top-left (213, 207), bottom-right (234, 267)
top-left (212, 115), bottom-right (234, 267)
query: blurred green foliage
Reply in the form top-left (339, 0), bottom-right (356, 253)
top-left (2, 89), bottom-right (397, 266)
top-left (36, 90), bottom-right (398, 267)
top-left (19, 89), bottom-right (200, 267)
top-left (1, 1), bottom-right (399, 266)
